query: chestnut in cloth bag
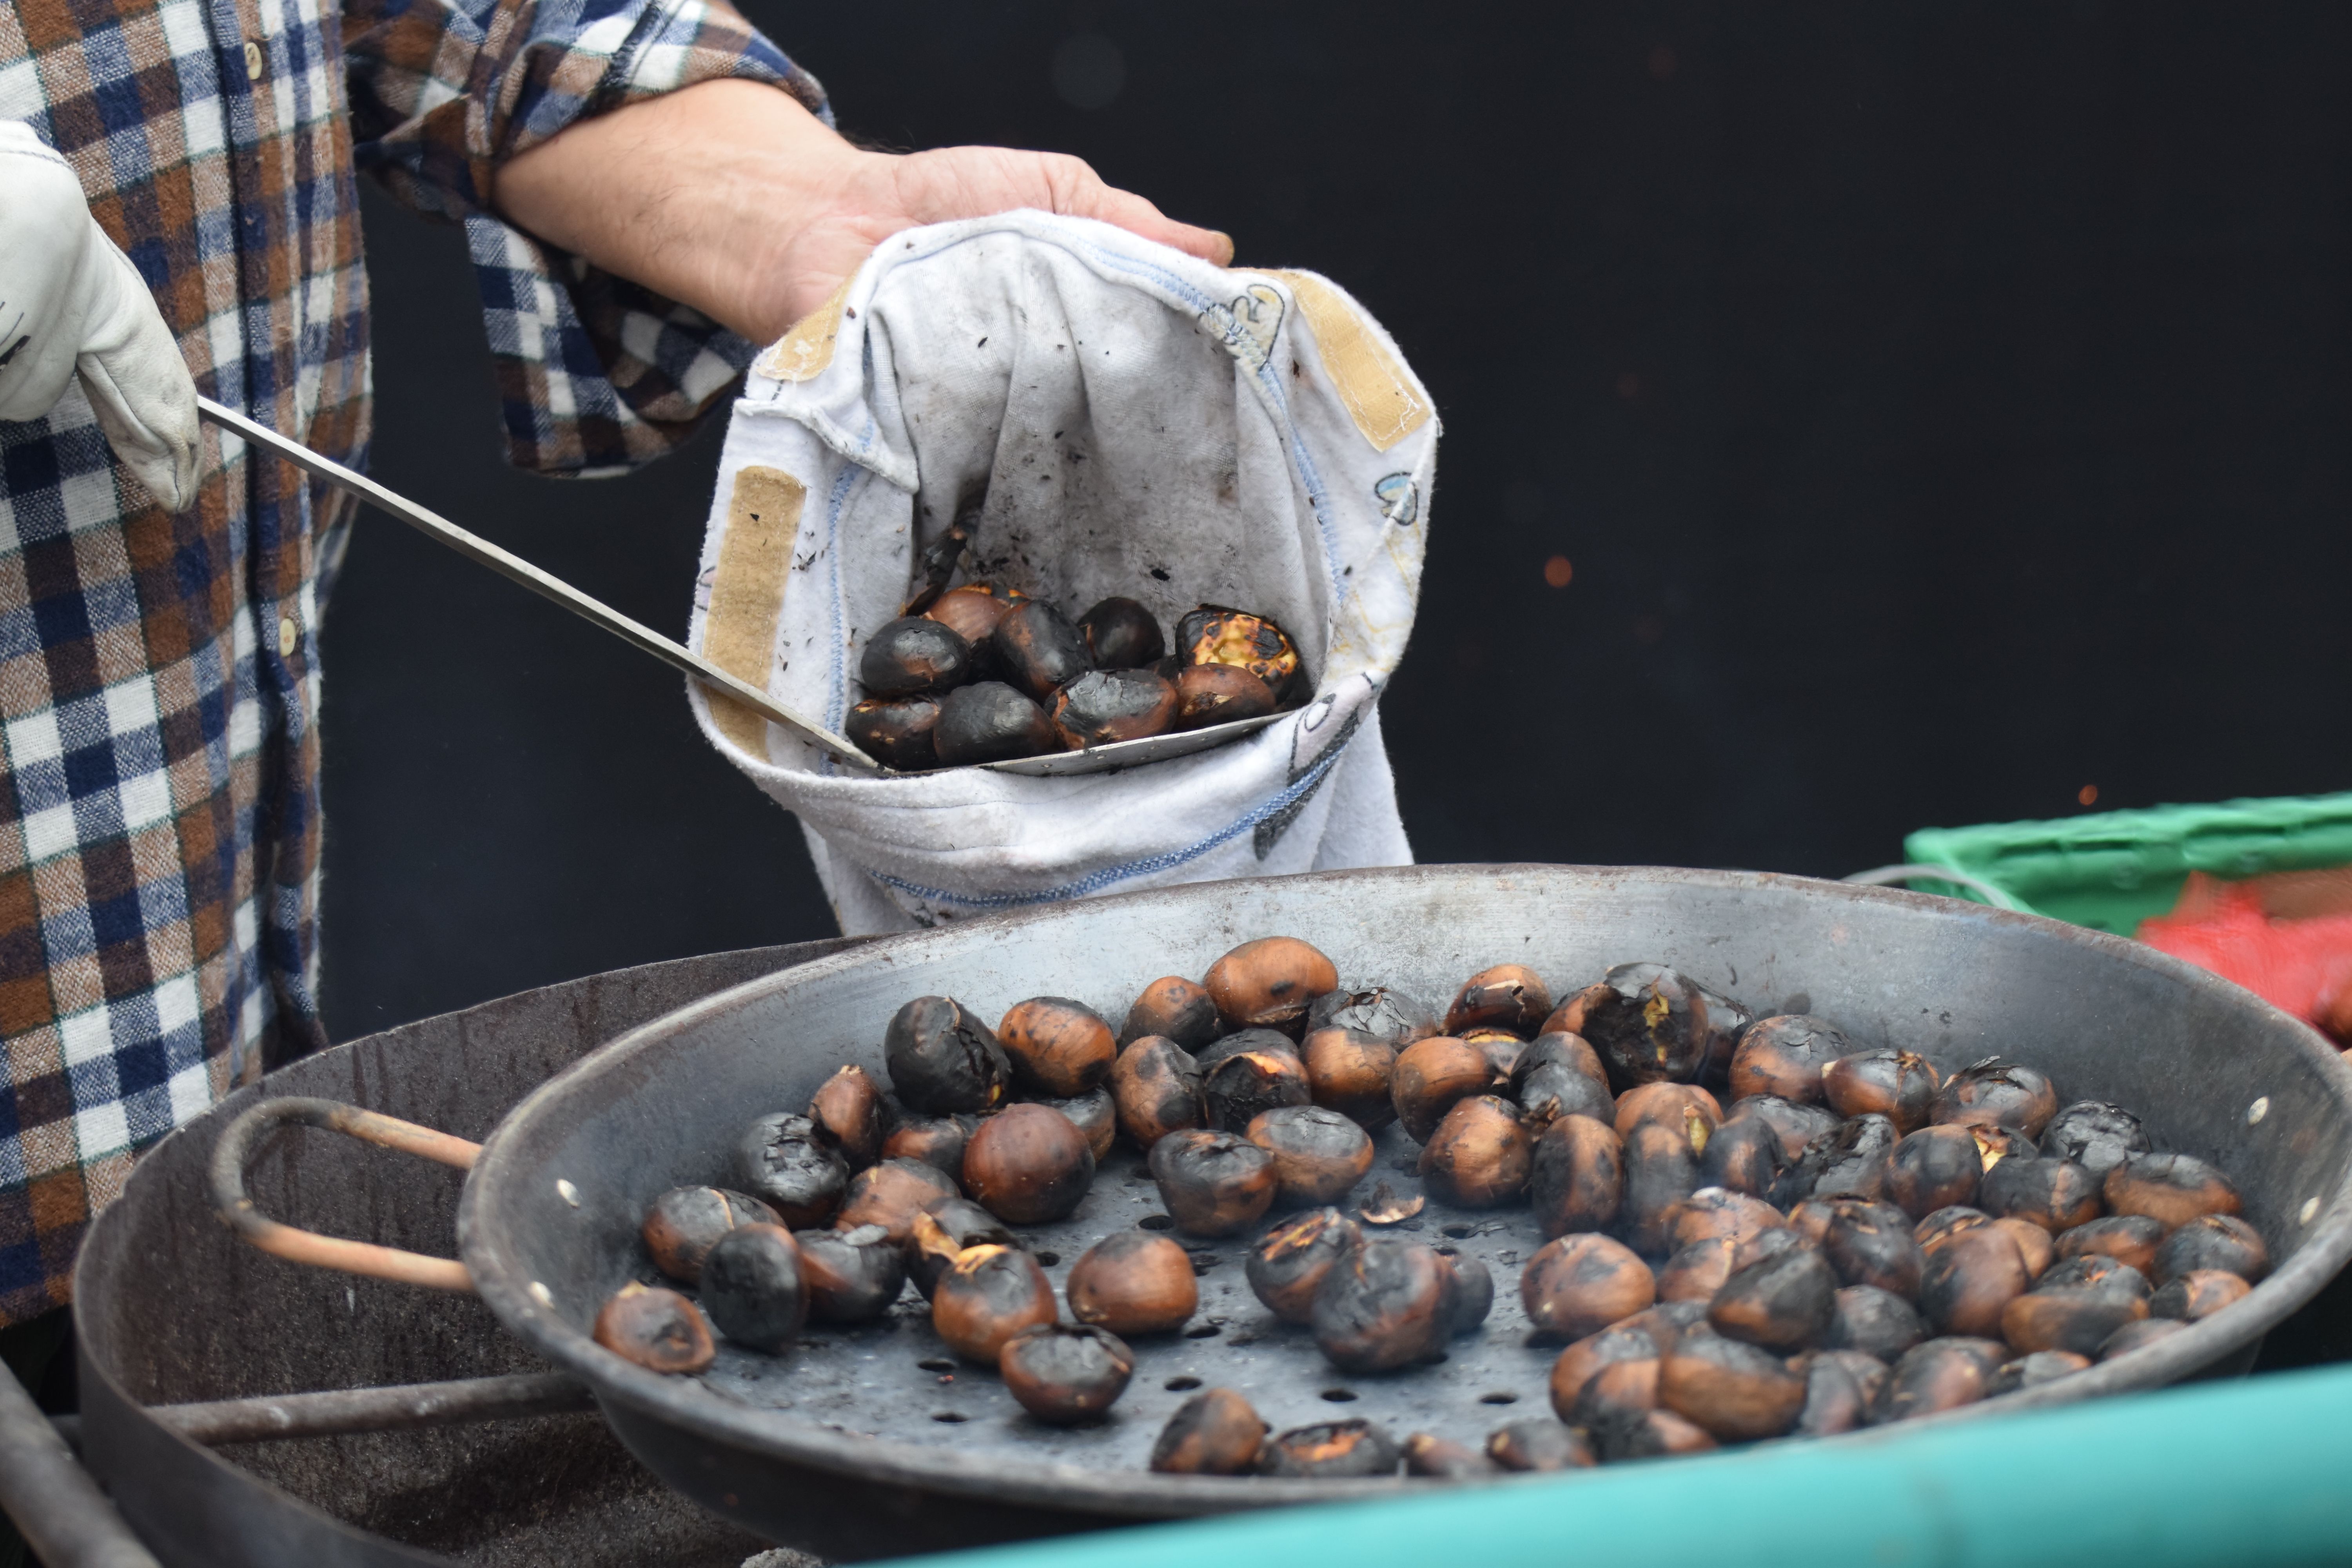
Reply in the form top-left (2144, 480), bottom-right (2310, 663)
top-left (686, 212), bottom-right (1436, 934)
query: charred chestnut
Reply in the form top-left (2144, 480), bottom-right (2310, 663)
top-left (836, 1156), bottom-right (961, 1246)
top-left (1151, 1388), bottom-right (1268, 1475)
top-left (1971, 1125), bottom-right (2040, 1170)
top-left (933, 681), bottom-right (1059, 765)
top-left (1885, 1124), bottom-right (1984, 1220)
top-left (1657, 1237), bottom-right (1737, 1303)
top-left (806, 1065), bottom-right (889, 1169)
top-left (794, 1223), bottom-right (908, 1323)
top-left (2098, 1318), bottom-right (2189, 1360)
top-left (1659, 1327), bottom-right (1807, 1441)
top-left (1066, 1230), bottom-right (1197, 1335)
top-left (1195, 1027), bottom-right (1298, 1069)
top-left (1985, 1349), bottom-right (2092, 1397)
top-left (1077, 595), bottom-right (1166, 669)
top-left (1314, 1239), bottom-right (1457, 1371)
top-left (882, 1114), bottom-right (972, 1179)
top-left (1877, 1338), bottom-right (2000, 1423)
top-left (1822, 1050), bottom-right (1942, 1133)
top-left (1915, 1205), bottom-right (1993, 1254)
top-left (2000, 1256), bottom-right (2151, 1354)
top-left (2056, 1214), bottom-right (2166, 1277)
top-left (996, 996), bottom-right (1118, 1098)
top-left (990, 599), bottom-right (1092, 702)
top-left (1666, 1187), bottom-right (1785, 1251)
top-left (859, 615), bottom-right (973, 698)
top-left (1403, 1433), bottom-right (1500, 1479)
top-left (1708, 1246), bottom-right (1837, 1352)
top-left (1258, 1419), bottom-right (1399, 1478)
top-left (930, 1242), bottom-right (1058, 1363)
top-left (1620, 1122), bottom-right (1702, 1255)
top-left (1826, 1284), bottom-right (1926, 1361)
top-left (907, 1198), bottom-right (1017, 1299)
top-left (1786, 1113), bottom-right (1898, 1204)
top-left (1390, 1036), bottom-right (1501, 1142)
top-left (1918, 1223), bottom-right (2031, 1337)
top-left (737, 1112), bottom-right (849, 1229)
top-left (1463, 1027), bottom-right (1530, 1083)
top-left (1122, 976), bottom-right (1223, 1051)
top-left (1550, 1322), bottom-right (1663, 1424)
top-left (999, 1322), bottom-right (1134, 1423)
top-left (1725, 1094), bottom-right (1844, 1163)
top-left (1819, 1200), bottom-right (1926, 1298)
top-left (1302, 1027), bottom-right (1400, 1129)
top-left (1051, 668), bottom-right (1178, 749)
top-left (962, 1102), bottom-right (1095, 1224)
top-left (1697, 1112), bottom-right (1787, 1199)
top-left (1174, 663), bottom-right (1278, 730)
top-left (1728, 1015), bottom-right (1854, 1105)
top-left (1247, 1207), bottom-right (1364, 1323)
top-left (1446, 964), bottom-right (1554, 1037)
top-left (924, 583), bottom-right (1023, 648)
top-left (2150, 1268), bottom-right (2252, 1322)
top-left (1530, 1113), bottom-right (1626, 1238)
top-left (1486, 1419), bottom-right (1597, 1472)
top-left (1204, 936), bottom-right (1339, 1035)
top-left (1148, 1129), bottom-right (1278, 1236)
top-left (1980, 1155), bottom-right (2103, 1234)
top-left (1109, 1035), bottom-right (1204, 1149)
top-left (700, 1223), bottom-right (808, 1354)
top-left (2104, 1152), bottom-right (2243, 1227)
top-left (1522, 1233), bottom-right (1656, 1342)
top-left (846, 695), bottom-right (942, 770)
top-left (1178, 605), bottom-right (1305, 699)
top-left (1037, 1087), bottom-right (1117, 1162)
top-left (1202, 1047), bottom-right (1313, 1132)
top-left (1308, 986), bottom-right (1442, 1047)
top-left (1932, 1058), bottom-right (2059, 1137)
top-left (593, 1282), bottom-right (715, 1374)
top-left (1419, 1095), bottom-right (1533, 1208)
top-left (1247, 1104), bottom-right (1375, 1205)
top-left (1614, 1082), bottom-right (1723, 1152)
top-left (1439, 1251), bottom-right (1495, 1336)
top-left (1593, 1408), bottom-right (1718, 1460)
top-left (2152, 1214), bottom-right (2269, 1285)
top-left (884, 995), bottom-right (1012, 1115)
top-left (1993, 1217), bottom-right (2054, 1281)
top-left (2040, 1100), bottom-right (2152, 1178)
top-left (1557, 964), bottom-right (1714, 1089)
top-left (1794, 1348), bottom-right (1884, 1437)
top-left (642, 1186), bottom-right (780, 1286)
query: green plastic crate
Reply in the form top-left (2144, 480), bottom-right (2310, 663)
top-left (1900, 791), bottom-right (2352, 936)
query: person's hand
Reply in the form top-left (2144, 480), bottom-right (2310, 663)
top-left (0, 123), bottom-right (200, 509)
top-left (495, 81), bottom-right (1232, 347)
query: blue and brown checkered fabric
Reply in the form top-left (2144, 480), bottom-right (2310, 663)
top-left (0, 0), bottom-right (824, 1326)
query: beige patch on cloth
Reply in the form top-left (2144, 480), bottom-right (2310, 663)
top-left (757, 279), bottom-right (855, 383)
top-left (1254, 270), bottom-right (1432, 452)
top-left (706, 465), bottom-right (806, 753)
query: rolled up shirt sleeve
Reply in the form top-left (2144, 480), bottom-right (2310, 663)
top-left (344, 0), bottom-right (829, 475)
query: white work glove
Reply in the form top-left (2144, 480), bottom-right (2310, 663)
top-left (0, 122), bottom-right (199, 510)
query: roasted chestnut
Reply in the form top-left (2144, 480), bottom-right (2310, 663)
top-left (1728, 1015), bottom-right (1854, 1105)
top-left (737, 1112), bottom-right (850, 1228)
top-left (1657, 1237), bottom-right (1737, 1302)
top-left (2103, 1152), bottom-right (2243, 1227)
top-left (1037, 1087), bottom-right (1117, 1162)
top-left (1531, 1113), bottom-right (1626, 1238)
top-left (1709, 1245), bottom-right (1837, 1352)
top-left (1419, 1095), bottom-right (1533, 1208)
top-left (2152, 1214), bottom-right (2269, 1285)
top-left (1666, 1187), bottom-right (1786, 1251)
top-left (1522, 1233), bottom-right (1656, 1341)
top-left (1204, 936), bottom-right (1339, 1035)
top-left (1307, 986), bottom-right (1442, 1047)
top-left (1979, 1154), bottom-right (2102, 1234)
top-left (884, 995), bottom-right (1012, 1115)
top-left (1391, 1036), bottom-right (1503, 1142)
top-left (1972, 1125), bottom-right (2040, 1170)
top-left (1065, 1230), bottom-right (1197, 1335)
top-left (1614, 1082), bottom-right (1722, 1152)
top-left (881, 1114), bottom-right (973, 1177)
top-left (1486, 1419), bottom-right (1597, 1472)
top-left (1826, 1283), bottom-right (1926, 1361)
top-left (593, 1282), bottom-right (715, 1374)
top-left (1915, 1205), bottom-right (1992, 1254)
top-left (2150, 1268), bottom-right (2252, 1322)
top-left (1247, 1207), bottom-right (1363, 1323)
top-left (1877, 1337), bottom-right (2000, 1423)
top-left (1785, 1113), bottom-right (1898, 1205)
top-left (859, 615), bottom-right (973, 698)
top-left (1259, 1419), bottom-right (1399, 1478)
top-left (1932, 1058), bottom-right (2059, 1137)
top-left (2040, 1100), bottom-right (2152, 1178)
top-left (907, 1198), bottom-right (1017, 1299)
top-left (1517, 1029), bottom-right (1613, 1100)
top-left (1885, 1124), bottom-right (1984, 1219)
top-left (996, 996), bottom-right (1118, 1097)
top-left (962, 1103), bottom-right (1095, 1224)
top-left (1985, 1348), bottom-right (2092, 1396)
top-left (1593, 1408), bottom-right (1719, 1460)
top-left (1051, 668), bottom-right (1178, 748)
top-left (1151, 1388), bottom-right (1268, 1474)
top-left (1725, 1094), bottom-right (1843, 1163)
top-left (1697, 1113), bottom-right (1787, 1199)
top-left (925, 583), bottom-right (1023, 647)
top-left (1314, 1238), bottom-right (1457, 1371)
top-left (999, 1322), bottom-right (1134, 1423)
top-left (1993, 1217), bottom-right (2054, 1281)
top-left (1819, 1200), bottom-right (1926, 1298)
top-left (930, 1242), bottom-right (1058, 1362)
top-left (1556, 964), bottom-right (1714, 1089)
top-left (1403, 1433), bottom-right (1500, 1479)
top-left (1463, 1027), bottom-right (1530, 1082)
top-left (1174, 663), bottom-right (1278, 730)
top-left (1195, 1027), bottom-right (1298, 1068)
top-left (2055, 1213), bottom-right (2166, 1277)
top-left (1445, 964), bottom-right (1554, 1037)
top-left (1247, 1105), bottom-right (1375, 1205)
top-left (1301, 1027), bottom-right (1400, 1129)
top-left (1178, 605), bottom-right (1305, 699)
top-left (1109, 1035), bottom-right (1204, 1149)
top-left (642, 1186), bottom-right (781, 1286)
top-left (1918, 1223), bottom-right (2031, 1337)
top-left (806, 1065), bottom-right (889, 1169)
top-left (1822, 1050), bottom-right (1941, 1133)
top-left (1149, 1128), bottom-right (1278, 1236)
top-left (990, 599), bottom-right (1092, 702)
top-left (1794, 1348), bottom-right (1884, 1436)
top-left (933, 681), bottom-right (1058, 764)
top-left (700, 1223), bottom-right (808, 1354)
top-left (1077, 595), bottom-right (1167, 669)
top-left (794, 1223), bottom-right (908, 1323)
top-left (1732, 1226), bottom-right (1811, 1272)
top-left (1439, 1251), bottom-right (1495, 1335)
top-left (1122, 976), bottom-right (1223, 1051)
top-left (1620, 1122), bottom-right (1702, 1255)
top-left (836, 1156), bottom-right (961, 1245)
top-left (2098, 1318), bottom-right (2189, 1359)
top-left (1202, 1047), bottom-right (1313, 1132)
top-left (2000, 1256), bottom-right (2151, 1354)
top-left (1659, 1326), bottom-right (1807, 1441)
top-left (846, 695), bottom-right (942, 770)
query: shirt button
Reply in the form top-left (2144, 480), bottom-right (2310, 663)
top-left (278, 617), bottom-right (297, 658)
top-left (243, 40), bottom-right (264, 81)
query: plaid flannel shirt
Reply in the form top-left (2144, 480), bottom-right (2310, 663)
top-left (0, 0), bottom-right (824, 1326)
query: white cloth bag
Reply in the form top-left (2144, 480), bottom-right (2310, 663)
top-left (686, 211), bottom-right (1437, 934)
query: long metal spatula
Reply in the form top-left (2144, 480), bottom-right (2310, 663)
top-left (198, 397), bottom-right (878, 770)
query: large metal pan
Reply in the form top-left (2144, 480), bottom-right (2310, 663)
top-left (217, 866), bottom-right (2352, 1561)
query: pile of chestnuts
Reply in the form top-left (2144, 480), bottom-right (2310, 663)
top-left (592, 940), bottom-right (2266, 1481)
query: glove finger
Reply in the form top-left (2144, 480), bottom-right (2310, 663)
top-left (77, 238), bottom-right (200, 510)
top-left (0, 129), bottom-right (97, 423)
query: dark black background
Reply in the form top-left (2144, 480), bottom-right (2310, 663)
top-left (320, 1), bottom-right (2352, 1043)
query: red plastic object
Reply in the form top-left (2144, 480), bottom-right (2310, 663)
top-left (2137, 873), bottom-right (2352, 1041)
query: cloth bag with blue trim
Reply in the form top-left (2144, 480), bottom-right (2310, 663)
top-left (686, 212), bottom-right (1436, 934)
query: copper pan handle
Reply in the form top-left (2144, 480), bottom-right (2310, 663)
top-left (210, 1097), bottom-right (481, 1292)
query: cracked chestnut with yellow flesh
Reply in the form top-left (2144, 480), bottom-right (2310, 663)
top-left (1051, 668), bottom-right (1178, 749)
top-left (1067, 1230), bottom-right (1197, 1335)
top-left (835, 1156), bottom-right (960, 1247)
top-left (1554, 964), bottom-right (1713, 1089)
top-left (1204, 936), bottom-right (1339, 1036)
top-left (736, 1112), bottom-right (849, 1229)
top-left (1418, 1094), bottom-right (1532, 1208)
top-left (1148, 1129), bottom-right (1277, 1236)
top-left (1530, 1113), bottom-right (1624, 1238)
top-left (934, 681), bottom-right (1058, 765)
top-left (962, 1102), bottom-right (1096, 1225)
top-left (1822, 1049), bottom-right (1942, 1133)
top-left (1391, 1036), bottom-right (1502, 1143)
top-left (885, 995), bottom-right (1012, 1115)
top-left (1487, 1419), bottom-right (1597, 1472)
top-left (642, 1186), bottom-right (780, 1286)
top-left (1918, 1224), bottom-right (2031, 1337)
top-left (2056, 1214), bottom-right (2165, 1277)
top-left (880, 1114), bottom-right (971, 1178)
top-left (1077, 595), bottom-right (1166, 669)
top-left (1177, 605), bottom-right (1305, 698)
top-left (1728, 1015), bottom-right (1854, 1105)
top-left (1614, 1082), bottom-right (1722, 1151)
top-left (858, 615), bottom-right (974, 698)
top-left (1301, 1026), bottom-right (1399, 1129)
top-left (1660, 1326), bottom-right (1807, 1441)
top-left (999, 1323), bottom-right (1135, 1424)
top-left (907, 1199), bottom-right (1016, 1299)
top-left (1247, 1207), bottom-right (1363, 1323)
top-left (1312, 1237), bottom-right (1456, 1371)
top-left (593, 1282), bottom-right (715, 1374)
top-left (1445, 964), bottom-right (1554, 1037)
top-left (1259, 1419), bottom-right (1399, 1478)
top-left (806, 1065), bottom-right (887, 1169)
top-left (1151, 1388), bottom-right (1268, 1474)
top-left (793, 1223), bottom-right (907, 1323)
top-left (1109, 1035), bottom-right (1203, 1149)
top-left (1885, 1124), bottom-right (1984, 1219)
top-left (1522, 1232), bottom-right (1656, 1342)
top-left (1708, 1245), bottom-right (1837, 1352)
top-left (930, 1242), bottom-right (1058, 1363)
top-left (700, 1223), bottom-right (808, 1354)
top-left (1933, 1058), bottom-right (2059, 1138)
top-left (846, 695), bottom-right (942, 770)
top-left (1122, 976), bottom-right (1221, 1051)
top-left (996, 996), bottom-right (1117, 1097)
top-left (2103, 1152), bottom-right (2243, 1227)
top-left (2153, 1214), bottom-right (2269, 1284)
top-left (1247, 1104), bottom-right (1375, 1205)
top-left (1174, 663), bottom-right (1277, 730)
top-left (1980, 1155), bottom-right (2103, 1234)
